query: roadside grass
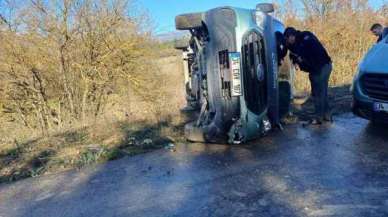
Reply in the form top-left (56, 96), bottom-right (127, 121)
top-left (0, 53), bottom-right (355, 183)
top-left (0, 54), bottom-right (186, 184)
top-left (0, 115), bottom-right (188, 183)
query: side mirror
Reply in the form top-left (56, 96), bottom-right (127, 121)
top-left (256, 3), bottom-right (274, 13)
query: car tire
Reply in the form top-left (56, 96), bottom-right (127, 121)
top-left (256, 3), bottom-right (274, 13)
top-left (175, 13), bottom-right (203, 30)
top-left (175, 38), bottom-right (190, 50)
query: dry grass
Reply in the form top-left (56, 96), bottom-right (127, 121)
top-left (0, 54), bottom-right (189, 183)
top-left (283, 1), bottom-right (383, 92)
top-left (0, 117), bottom-right (188, 183)
top-left (1, 120), bottom-right (174, 182)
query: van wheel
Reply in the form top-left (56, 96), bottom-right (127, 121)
top-left (175, 38), bottom-right (190, 50)
top-left (175, 13), bottom-right (203, 30)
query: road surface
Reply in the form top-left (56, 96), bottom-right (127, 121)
top-left (1, 113), bottom-right (388, 217)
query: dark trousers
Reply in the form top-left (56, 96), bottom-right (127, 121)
top-left (309, 63), bottom-right (332, 119)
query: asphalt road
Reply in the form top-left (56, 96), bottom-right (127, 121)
top-left (1, 113), bottom-right (388, 217)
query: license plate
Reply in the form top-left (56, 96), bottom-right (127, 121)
top-left (229, 52), bottom-right (242, 97)
top-left (374, 102), bottom-right (388, 112)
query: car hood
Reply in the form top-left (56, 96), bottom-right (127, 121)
top-left (359, 39), bottom-right (388, 74)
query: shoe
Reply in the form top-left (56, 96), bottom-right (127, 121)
top-left (302, 118), bottom-right (323, 127)
top-left (324, 113), bottom-right (333, 122)
top-left (311, 118), bottom-right (323, 125)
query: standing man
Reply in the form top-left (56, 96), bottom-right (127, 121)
top-left (370, 23), bottom-right (387, 43)
top-left (284, 27), bottom-right (332, 125)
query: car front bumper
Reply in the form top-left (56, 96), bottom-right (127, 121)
top-left (352, 81), bottom-right (388, 123)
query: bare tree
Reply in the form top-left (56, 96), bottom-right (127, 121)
top-left (0, 0), bottom-right (158, 134)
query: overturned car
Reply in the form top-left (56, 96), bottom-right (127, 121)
top-left (175, 3), bottom-right (294, 144)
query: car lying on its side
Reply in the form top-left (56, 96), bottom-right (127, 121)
top-left (175, 3), bottom-right (294, 144)
top-left (352, 28), bottom-right (388, 123)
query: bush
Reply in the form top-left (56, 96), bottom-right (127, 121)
top-left (278, 0), bottom-right (386, 91)
top-left (0, 0), bottom-right (162, 135)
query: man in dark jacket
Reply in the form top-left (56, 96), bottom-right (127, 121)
top-left (284, 27), bottom-right (332, 125)
top-left (370, 23), bottom-right (383, 43)
top-left (370, 23), bottom-right (387, 43)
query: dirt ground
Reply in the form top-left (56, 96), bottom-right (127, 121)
top-left (292, 85), bottom-right (352, 121)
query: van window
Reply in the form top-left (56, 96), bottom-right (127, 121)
top-left (242, 31), bottom-right (267, 114)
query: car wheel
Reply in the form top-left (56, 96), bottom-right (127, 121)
top-left (174, 38), bottom-right (190, 50)
top-left (175, 13), bottom-right (203, 30)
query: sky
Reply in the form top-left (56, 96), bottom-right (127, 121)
top-left (138, 0), bottom-right (386, 34)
